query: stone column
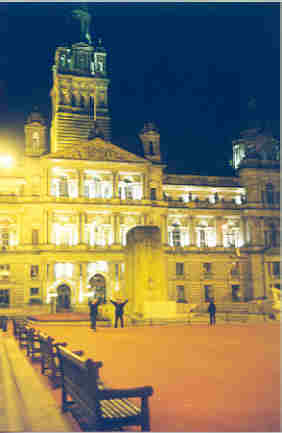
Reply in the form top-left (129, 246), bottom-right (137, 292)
top-left (113, 213), bottom-right (120, 244)
top-left (215, 216), bottom-right (223, 247)
top-left (240, 216), bottom-right (247, 246)
top-left (245, 217), bottom-right (252, 245)
top-left (250, 254), bottom-right (266, 298)
top-left (47, 211), bottom-right (52, 245)
top-left (78, 169), bottom-right (84, 198)
top-left (113, 172), bottom-right (118, 198)
top-left (79, 212), bottom-right (86, 244)
top-left (45, 168), bottom-right (49, 196)
top-left (142, 173), bottom-right (146, 200)
top-left (161, 214), bottom-right (168, 245)
top-left (189, 216), bottom-right (196, 246)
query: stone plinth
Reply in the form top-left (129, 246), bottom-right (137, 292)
top-left (125, 226), bottom-right (168, 317)
top-left (143, 301), bottom-right (176, 318)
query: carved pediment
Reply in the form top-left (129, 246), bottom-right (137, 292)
top-left (53, 138), bottom-right (147, 162)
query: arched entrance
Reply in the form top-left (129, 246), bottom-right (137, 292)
top-left (89, 273), bottom-right (106, 303)
top-left (56, 284), bottom-right (71, 310)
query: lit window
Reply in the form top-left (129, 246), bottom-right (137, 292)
top-left (203, 263), bottom-right (212, 274)
top-left (32, 229), bottom-right (39, 245)
top-left (176, 285), bottom-right (186, 303)
top-left (176, 262), bottom-right (184, 275)
top-left (171, 225), bottom-right (181, 247)
top-left (30, 265), bottom-right (39, 279)
top-left (30, 287), bottom-right (39, 296)
top-left (32, 131), bottom-right (40, 151)
top-left (266, 184), bottom-right (274, 205)
top-left (53, 223), bottom-right (78, 247)
top-left (54, 263), bottom-right (74, 279)
top-left (0, 289), bottom-right (9, 306)
top-left (0, 229), bottom-right (9, 248)
top-left (204, 285), bottom-right (214, 302)
top-left (272, 262), bottom-right (280, 277)
top-left (88, 223), bottom-right (113, 247)
top-left (0, 265), bottom-right (10, 280)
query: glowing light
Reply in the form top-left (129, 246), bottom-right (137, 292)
top-left (0, 155), bottom-right (13, 168)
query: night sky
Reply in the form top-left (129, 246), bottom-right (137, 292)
top-left (0, 2), bottom-right (279, 175)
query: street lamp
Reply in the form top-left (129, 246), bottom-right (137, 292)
top-left (0, 155), bottom-right (13, 168)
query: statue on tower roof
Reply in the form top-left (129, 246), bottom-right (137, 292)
top-left (72, 5), bottom-right (92, 45)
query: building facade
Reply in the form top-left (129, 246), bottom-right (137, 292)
top-left (0, 12), bottom-right (280, 318)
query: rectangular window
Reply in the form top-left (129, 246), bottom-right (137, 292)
top-left (231, 262), bottom-right (240, 277)
top-left (204, 285), bottom-right (213, 302)
top-left (0, 265), bottom-right (10, 280)
top-left (32, 229), bottom-right (39, 245)
top-left (176, 262), bottom-right (184, 275)
top-left (199, 229), bottom-right (206, 247)
top-left (30, 265), bottom-right (39, 279)
top-left (232, 285), bottom-right (241, 302)
top-left (0, 230), bottom-right (9, 248)
top-left (30, 287), bottom-right (39, 296)
top-left (272, 262), bottom-right (280, 276)
top-left (203, 263), bottom-right (212, 273)
top-left (176, 285), bottom-right (186, 302)
top-left (150, 188), bottom-right (157, 200)
top-left (115, 263), bottom-right (119, 279)
top-left (0, 289), bottom-right (9, 306)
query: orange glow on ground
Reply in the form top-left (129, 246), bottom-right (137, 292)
top-left (24, 323), bottom-right (279, 432)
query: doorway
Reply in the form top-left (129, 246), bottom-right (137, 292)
top-left (89, 273), bottom-right (106, 303)
top-left (56, 284), bottom-right (71, 310)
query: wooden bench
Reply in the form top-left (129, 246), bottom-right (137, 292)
top-left (39, 333), bottom-right (83, 389)
top-left (57, 345), bottom-right (153, 432)
top-left (12, 318), bottom-right (28, 339)
top-left (18, 323), bottom-right (30, 350)
top-left (26, 327), bottom-right (42, 362)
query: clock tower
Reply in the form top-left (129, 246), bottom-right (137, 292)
top-left (50, 7), bottom-right (111, 154)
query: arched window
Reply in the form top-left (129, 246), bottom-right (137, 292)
top-left (89, 96), bottom-right (94, 119)
top-left (149, 141), bottom-right (154, 155)
top-left (171, 224), bottom-right (181, 247)
top-left (59, 176), bottom-right (69, 197)
top-left (32, 131), bottom-right (40, 152)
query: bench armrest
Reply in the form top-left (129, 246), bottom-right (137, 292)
top-left (98, 385), bottom-right (153, 400)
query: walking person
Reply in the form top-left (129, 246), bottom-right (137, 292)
top-left (208, 299), bottom-right (216, 326)
top-left (89, 297), bottom-right (101, 331)
top-left (110, 297), bottom-right (128, 328)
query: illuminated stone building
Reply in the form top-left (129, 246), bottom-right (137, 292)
top-left (0, 11), bottom-right (280, 320)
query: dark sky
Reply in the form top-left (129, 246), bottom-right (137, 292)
top-left (0, 2), bottom-right (280, 175)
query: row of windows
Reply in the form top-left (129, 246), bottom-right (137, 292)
top-left (51, 177), bottom-right (143, 200)
top-left (0, 262), bottom-right (278, 283)
top-left (175, 284), bottom-right (242, 303)
top-left (175, 262), bottom-right (240, 276)
top-left (262, 184), bottom-right (280, 205)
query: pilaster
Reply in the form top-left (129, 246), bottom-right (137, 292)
top-left (113, 213), bottom-right (120, 244)
top-left (215, 216), bottom-right (223, 247)
top-left (161, 214), bottom-right (168, 245)
top-left (240, 216), bottom-right (247, 246)
top-left (189, 216), bottom-right (196, 246)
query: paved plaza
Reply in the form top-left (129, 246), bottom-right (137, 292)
top-left (26, 322), bottom-right (281, 432)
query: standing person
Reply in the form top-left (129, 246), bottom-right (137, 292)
top-left (208, 299), bottom-right (216, 326)
top-left (110, 297), bottom-right (128, 328)
top-left (89, 297), bottom-right (101, 331)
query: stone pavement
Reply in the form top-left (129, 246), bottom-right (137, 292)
top-left (0, 321), bottom-right (280, 432)
top-left (0, 331), bottom-right (76, 432)
top-left (31, 321), bottom-right (280, 432)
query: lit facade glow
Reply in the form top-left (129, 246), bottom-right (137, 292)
top-left (0, 155), bottom-right (13, 168)
top-left (0, 10), bottom-right (279, 315)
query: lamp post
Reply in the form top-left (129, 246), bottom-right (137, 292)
top-left (0, 155), bottom-right (14, 168)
